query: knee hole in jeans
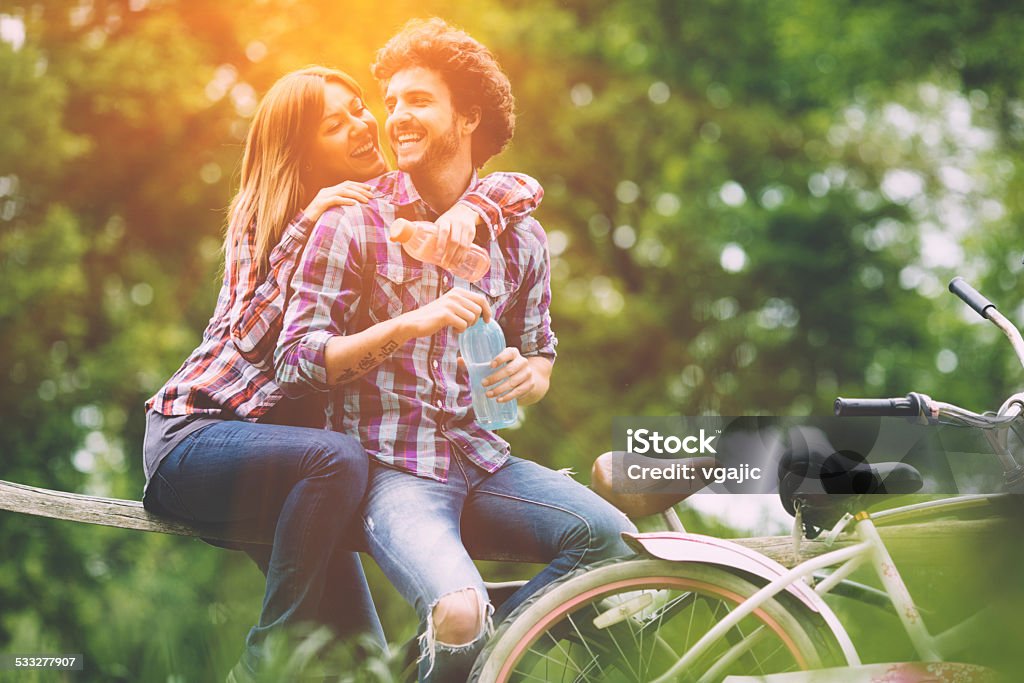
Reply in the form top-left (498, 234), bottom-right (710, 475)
top-left (431, 587), bottom-right (489, 647)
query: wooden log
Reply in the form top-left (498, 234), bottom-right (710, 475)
top-left (0, 479), bottom-right (270, 545)
top-left (1, 479), bottom-right (1008, 568)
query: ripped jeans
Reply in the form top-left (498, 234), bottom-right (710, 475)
top-left (361, 452), bottom-right (636, 682)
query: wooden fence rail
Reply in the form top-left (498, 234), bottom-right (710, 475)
top-left (0, 478), bottom-right (269, 545)
top-left (1, 478), bottom-right (1005, 569)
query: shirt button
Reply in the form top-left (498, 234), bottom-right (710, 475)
top-left (436, 399), bottom-right (443, 408)
top-left (432, 360), bottom-right (440, 369)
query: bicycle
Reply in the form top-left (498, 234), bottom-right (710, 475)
top-left (468, 276), bottom-right (1020, 683)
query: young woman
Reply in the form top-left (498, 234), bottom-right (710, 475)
top-left (141, 65), bottom-right (542, 680)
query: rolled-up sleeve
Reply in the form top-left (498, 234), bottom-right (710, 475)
top-left (458, 172), bottom-right (544, 240)
top-left (500, 218), bottom-right (558, 360)
top-left (274, 208), bottom-right (365, 397)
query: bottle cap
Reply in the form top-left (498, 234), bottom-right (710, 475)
top-left (389, 219), bottom-right (415, 243)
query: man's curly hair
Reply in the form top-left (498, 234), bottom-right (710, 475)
top-left (372, 18), bottom-right (515, 169)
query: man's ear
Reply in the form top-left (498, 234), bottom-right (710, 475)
top-left (461, 105), bottom-right (482, 136)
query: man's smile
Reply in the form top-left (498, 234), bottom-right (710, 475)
top-left (394, 128), bottom-right (426, 149)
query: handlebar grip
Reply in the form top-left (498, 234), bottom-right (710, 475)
top-left (949, 277), bottom-right (995, 319)
top-left (834, 395), bottom-right (925, 417)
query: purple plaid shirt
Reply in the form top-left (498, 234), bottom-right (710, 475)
top-left (275, 171), bottom-right (557, 481)
top-left (147, 172), bottom-right (542, 420)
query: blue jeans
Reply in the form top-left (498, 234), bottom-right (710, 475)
top-left (361, 452), bottom-right (636, 682)
top-left (144, 420), bottom-right (384, 676)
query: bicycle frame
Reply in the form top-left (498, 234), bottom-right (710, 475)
top-left (626, 492), bottom-right (1007, 683)
top-left (656, 278), bottom-right (1024, 681)
top-left (639, 278), bottom-right (1017, 681)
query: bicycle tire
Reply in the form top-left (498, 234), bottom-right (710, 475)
top-left (470, 557), bottom-right (850, 683)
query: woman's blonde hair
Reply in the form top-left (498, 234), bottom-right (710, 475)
top-left (227, 66), bottom-right (363, 273)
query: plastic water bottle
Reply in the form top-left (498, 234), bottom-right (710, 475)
top-left (389, 219), bottom-right (490, 282)
top-left (459, 317), bottom-right (518, 430)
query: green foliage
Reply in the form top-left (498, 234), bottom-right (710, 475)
top-left (3, 0), bottom-right (1024, 679)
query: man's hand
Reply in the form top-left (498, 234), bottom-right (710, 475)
top-left (434, 202), bottom-right (481, 269)
top-left (475, 348), bottom-right (552, 406)
top-left (399, 288), bottom-right (492, 339)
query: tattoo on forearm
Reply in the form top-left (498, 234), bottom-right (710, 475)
top-left (337, 339), bottom-right (402, 383)
top-left (377, 340), bottom-right (399, 362)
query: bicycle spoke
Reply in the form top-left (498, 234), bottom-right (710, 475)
top-left (635, 590), bottom-right (697, 641)
top-left (513, 647), bottom-right (582, 683)
top-left (737, 620), bottom-right (767, 672)
top-left (757, 639), bottom-right (796, 673)
top-left (637, 591), bottom-right (659, 682)
top-left (684, 590), bottom-right (698, 653)
top-left (557, 634), bottom-right (565, 683)
top-left (566, 612), bottom-right (603, 673)
top-left (702, 596), bottom-right (729, 661)
top-left (636, 590), bottom-right (647, 680)
top-left (509, 668), bottom-right (558, 683)
top-left (639, 591), bottom-right (681, 661)
top-left (597, 609), bottom-right (642, 681)
top-left (521, 614), bottom-right (606, 681)
top-left (574, 654), bottom-right (603, 682)
top-left (699, 624), bottom-right (770, 682)
top-left (686, 594), bottom-right (745, 673)
top-left (640, 590), bottom-right (685, 680)
top-left (545, 630), bottom-right (576, 664)
top-left (535, 630), bottom-right (588, 679)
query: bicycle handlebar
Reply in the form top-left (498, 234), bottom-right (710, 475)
top-left (949, 277), bottom-right (996, 320)
top-left (834, 393), bottom-right (928, 417)
top-left (833, 278), bottom-right (1024, 477)
top-left (949, 276), bottom-right (1024, 370)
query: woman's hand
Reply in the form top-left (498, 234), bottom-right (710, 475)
top-left (303, 181), bottom-right (376, 222)
top-left (434, 202), bottom-right (482, 269)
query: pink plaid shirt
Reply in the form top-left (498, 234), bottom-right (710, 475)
top-left (146, 172), bottom-right (543, 420)
top-left (275, 171), bottom-right (556, 481)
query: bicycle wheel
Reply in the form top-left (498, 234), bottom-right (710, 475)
top-left (470, 557), bottom-right (849, 683)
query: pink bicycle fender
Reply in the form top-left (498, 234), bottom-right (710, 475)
top-left (622, 531), bottom-right (861, 665)
top-left (623, 531), bottom-right (821, 610)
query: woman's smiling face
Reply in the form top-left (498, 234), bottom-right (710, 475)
top-left (307, 81), bottom-right (388, 185)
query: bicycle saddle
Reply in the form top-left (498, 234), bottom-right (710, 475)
top-left (591, 451), bottom-right (718, 518)
top-left (778, 427), bottom-right (924, 536)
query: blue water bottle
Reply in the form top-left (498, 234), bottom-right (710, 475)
top-left (459, 317), bottom-right (518, 430)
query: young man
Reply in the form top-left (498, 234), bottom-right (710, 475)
top-left (275, 19), bottom-right (635, 681)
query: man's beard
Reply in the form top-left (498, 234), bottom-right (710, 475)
top-left (402, 117), bottom-right (461, 175)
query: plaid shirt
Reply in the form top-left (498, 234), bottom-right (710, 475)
top-left (275, 171), bottom-right (557, 481)
top-left (146, 172), bottom-right (543, 420)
